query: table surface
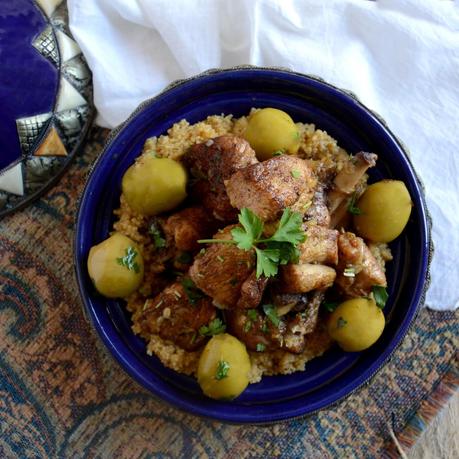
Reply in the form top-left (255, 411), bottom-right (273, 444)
top-left (0, 127), bottom-right (457, 458)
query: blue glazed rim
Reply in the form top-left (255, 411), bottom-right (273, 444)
top-left (74, 66), bottom-right (432, 424)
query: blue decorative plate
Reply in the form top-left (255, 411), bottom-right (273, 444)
top-left (0, 0), bottom-right (93, 217)
top-left (74, 67), bottom-right (431, 423)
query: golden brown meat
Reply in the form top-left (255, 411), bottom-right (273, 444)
top-left (298, 224), bottom-right (339, 265)
top-left (189, 225), bottom-right (255, 308)
top-left (280, 263), bottom-right (336, 293)
top-left (328, 152), bottom-right (377, 228)
top-left (304, 185), bottom-right (330, 227)
top-left (336, 231), bottom-right (387, 297)
top-left (184, 135), bottom-right (258, 221)
top-left (236, 271), bottom-right (269, 309)
top-left (163, 207), bottom-right (218, 252)
top-left (225, 155), bottom-right (317, 221)
top-left (136, 282), bottom-right (217, 351)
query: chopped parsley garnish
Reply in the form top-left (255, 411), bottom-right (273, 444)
top-left (243, 320), bottom-right (252, 332)
top-left (181, 278), bottom-right (204, 305)
top-left (261, 321), bottom-right (269, 333)
top-left (323, 300), bottom-right (339, 312)
top-left (176, 251), bottom-right (193, 264)
top-left (337, 317), bottom-right (347, 329)
top-left (199, 318), bottom-right (226, 337)
top-left (198, 208), bottom-right (305, 279)
top-left (256, 343), bottom-right (266, 352)
top-left (291, 169), bottom-right (301, 179)
top-left (247, 309), bottom-right (258, 321)
top-left (348, 192), bottom-right (362, 215)
top-left (215, 360), bottom-right (230, 380)
top-left (149, 223), bottom-right (166, 249)
top-left (217, 255), bottom-right (225, 262)
top-left (116, 246), bottom-right (140, 273)
top-left (263, 304), bottom-right (280, 327)
top-left (372, 285), bottom-right (389, 309)
top-left (272, 149), bottom-right (284, 156)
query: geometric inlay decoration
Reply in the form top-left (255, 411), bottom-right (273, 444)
top-left (0, 0), bottom-right (93, 217)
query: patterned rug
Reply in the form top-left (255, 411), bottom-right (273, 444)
top-left (0, 127), bottom-right (457, 459)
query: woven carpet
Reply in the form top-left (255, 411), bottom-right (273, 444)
top-left (0, 127), bottom-right (457, 459)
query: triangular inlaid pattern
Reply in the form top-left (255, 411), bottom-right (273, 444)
top-left (56, 76), bottom-right (87, 112)
top-left (32, 25), bottom-right (59, 66)
top-left (55, 29), bottom-right (81, 62)
top-left (0, 163), bottom-right (24, 196)
top-left (50, 1), bottom-right (69, 34)
top-left (36, 0), bottom-right (63, 17)
top-left (34, 126), bottom-right (68, 157)
top-left (55, 105), bottom-right (90, 150)
top-left (16, 112), bottom-right (52, 156)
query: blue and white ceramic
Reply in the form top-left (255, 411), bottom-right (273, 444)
top-left (74, 67), bottom-right (431, 424)
top-left (0, 0), bottom-right (93, 217)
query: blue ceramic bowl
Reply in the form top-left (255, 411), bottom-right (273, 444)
top-left (74, 67), bottom-right (431, 423)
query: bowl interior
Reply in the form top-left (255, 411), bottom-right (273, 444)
top-left (75, 69), bottom-right (429, 423)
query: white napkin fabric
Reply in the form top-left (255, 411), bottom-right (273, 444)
top-left (68, 0), bottom-right (459, 310)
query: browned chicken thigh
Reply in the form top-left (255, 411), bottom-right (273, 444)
top-left (225, 155), bottom-right (317, 221)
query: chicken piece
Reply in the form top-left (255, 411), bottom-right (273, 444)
top-left (136, 282), bottom-right (217, 351)
top-left (163, 207), bottom-right (217, 252)
top-left (225, 155), bottom-right (317, 221)
top-left (304, 185), bottom-right (330, 227)
top-left (185, 135), bottom-right (258, 221)
top-left (336, 232), bottom-right (387, 297)
top-left (226, 308), bottom-right (286, 352)
top-left (328, 152), bottom-right (377, 228)
top-left (236, 271), bottom-right (269, 309)
top-left (280, 263), bottom-right (336, 293)
top-left (298, 224), bottom-right (338, 265)
top-left (189, 225), bottom-right (255, 308)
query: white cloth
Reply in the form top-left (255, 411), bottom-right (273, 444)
top-left (68, 0), bottom-right (459, 310)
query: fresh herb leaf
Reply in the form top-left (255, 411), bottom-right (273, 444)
top-left (343, 266), bottom-right (356, 278)
top-left (263, 304), bottom-right (280, 327)
top-left (291, 169), bottom-right (301, 179)
top-left (176, 251), bottom-right (193, 264)
top-left (255, 247), bottom-right (280, 278)
top-left (149, 223), bottom-right (166, 249)
top-left (323, 301), bottom-right (339, 312)
top-left (116, 246), bottom-right (140, 273)
top-left (272, 149), bottom-right (284, 156)
top-left (231, 208), bottom-right (263, 250)
top-left (256, 343), bottom-right (266, 352)
top-left (372, 285), bottom-right (388, 309)
top-left (181, 278), bottom-right (204, 305)
top-left (261, 321), bottom-right (269, 333)
top-left (337, 317), bottom-right (347, 329)
top-left (269, 208), bottom-right (306, 245)
top-left (215, 360), bottom-right (230, 380)
top-left (199, 318), bottom-right (226, 337)
top-left (247, 309), bottom-right (258, 321)
top-left (243, 320), bottom-right (252, 332)
top-left (348, 193), bottom-right (362, 215)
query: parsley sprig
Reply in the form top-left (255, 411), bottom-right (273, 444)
top-left (372, 285), bottom-right (388, 309)
top-left (181, 278), bottom-right (204, 305)
top-left (199, 318), bottom-right (226, 337)
top-left (116, 246), bottom-right (140, 273)
top-left (215, 360), bottom-right (230, 380)
top-left (348, 192), bottom-right (362, 215)
top-left (198, 208), bottom-right (306, 278)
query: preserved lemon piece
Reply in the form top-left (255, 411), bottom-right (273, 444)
top-left (327, 298), bottom-right (385, 352)
top-left (353, 180), bottom-right (412, 242)
top-left (87, 233), bottom-right (144, 298)
top-left (244, 108), bottom-right (300, 160)
top-left (197, 333), bottom-right (251, 400)
top-left (122, 155), bottom-right (187, 216)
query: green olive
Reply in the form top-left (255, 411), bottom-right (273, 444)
top-left (327, 298), bottom-right (385, 352)
top-left (122, 155), bottom-right (187, 216)
top-left (244, 108), bottom-right (300, 160)
top-left (197, 333), bottom-right (251, 400)
top-left (87, 233), bottom-right (144, 298)
top-left (353, 180), bottom-right (412, 243)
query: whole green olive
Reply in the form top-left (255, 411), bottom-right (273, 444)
top-left (353, 180), bottom-right (412, 242)
top-left (197, 333), bottom-right (251, 400)
top-left (244, 108), bottom-right (300, 161)
top-left (122, 155), bottom-right (187, 216)
top-left (327, 298), bottom-right (385, 352)
top-left (87, 233), bottom-right (144, 298)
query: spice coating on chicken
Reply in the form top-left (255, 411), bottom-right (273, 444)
top-left (304, 185), bottom-right (331, 227)
top-left (225, 155), bottom-right (317, 222)
top-left (163, 207), bottom-right (218, 252)
top-left (298, 224), bottom-right (339, 265)
top-left (336, 232), bottom-right (387, 297)
top-left (236, 271), bottom-right (269, 309)
top-left (189, 225), bottom-right (255, 308)
top-left (184, 135), bottom-right (258, 221)
top-left (280, 263), bottom-right (336, 293)
top-left (137, 282), bottom-right (217, 351)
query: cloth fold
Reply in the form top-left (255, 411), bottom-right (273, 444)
top-left (68, 0), bottom-right (459, 310)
